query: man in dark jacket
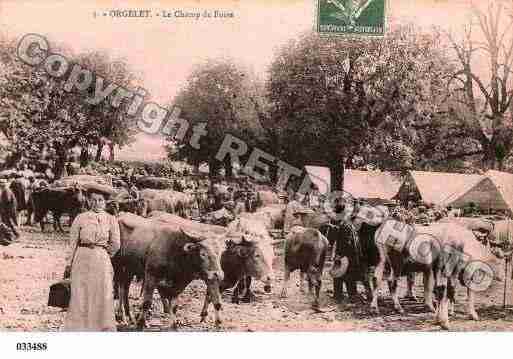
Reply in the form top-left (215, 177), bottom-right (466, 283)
top-left (321, 200), bottom-right (361, 303)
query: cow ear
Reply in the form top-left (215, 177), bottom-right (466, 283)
top-left (183, 243), bottom-right (198, 252)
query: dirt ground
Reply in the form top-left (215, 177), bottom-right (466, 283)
top-left (1, 225), bottom-right (513, 332)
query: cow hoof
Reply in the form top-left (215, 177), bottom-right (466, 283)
top-left (371, 307), bottom-right (380, 315)
top-left (426, 305), bottom-right (436, 313)
top-left (215, 319), bottom-right (222, 327)
top-left (470, 312), bottom-right (479, 321)
top-left (136, 321), bottom-right (146, 331)
top-left (311, 303), bottom-right (321, 312)
top-left (231, 297), bottom-right (240, 304)
top-left (395, 307), bottom-right (405, 315)
top-left (280, 289), bottom-right (288, 299)
top-left (439, 321), bottom-right (450, 331)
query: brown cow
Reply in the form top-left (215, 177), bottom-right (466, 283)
top-left (115, 212), bottom-right (224, 329)
top-left (280, 227), bottom-right (329, 310)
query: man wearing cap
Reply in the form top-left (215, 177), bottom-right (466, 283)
top-left (0, 179), bottom-right (20, 238)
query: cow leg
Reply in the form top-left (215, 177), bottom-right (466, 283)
top-left (388, 278), bottom-right (404, 314)
top-left (116, 273), bottom-right (131, 325)
top-left (232, 278), bottom-right (242, 304)
top-left (371, 260), bottom-right (385, 314)
top-left (467, 287), bottom-right (479, 321)
top-left (307, 275), bottom-right (314, 295)
top-left (423, 269), bottom-right (436, 313)
top-left (434, 273), bottom-right (450, 330)
top-left (299, 271), bottom-right (306, 294)
top-left (123, 279), bottom-right (133, 324)
top-left (242, 276), bottom-right (254, 303)
top-left (137, 274), bottom-right (157, 330)
top-left (406, 272), bottom-right (419, 302)
top-left (363, 265), bottom-right (374, 303)
top-left (280, 267), bottom-right (291, 298)
top-left (204, 281), bottom-right (222, 326)
top-left (333, 277), bottom-right (344, 303)
top-left (55, 213), bottom-right (65, 233)
top-left (157, 287), bottom-right (171, 314)
top-left (26, 205), bottom-right (33, 226)
top-left (200, 292), bottom-right (211, 323)
top-left (307, 266), bottom-right (322, 311)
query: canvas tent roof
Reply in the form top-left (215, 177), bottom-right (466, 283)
top-left (483, 170), bottom-right (513, 213)
top-left (404, 171), bottom-right (485, 207)
top-left (446, 177), bottom-right (509, 211)
top-left (304, 166), bottom-right (331, 194)
top-left (303, 167), bottom-right (402, 200)
top-left (344, 170), bottom-right (402, 200)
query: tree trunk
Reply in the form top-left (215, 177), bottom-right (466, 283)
top-left (108, 142), bottom-right (115, 162)
top-left (54, 147), bottom-right (67, 180)
top-left (95, 142), bottom-right (104, 162)
top-left (208, 157), bottom-right (221, 180)
top-left (80, 147), bottom-right (90, 168)
top-left (269, 162), bottom-right (279, 185)
top-left (329, 157), bottom-right (345, 192)
top-left (482, 143), bottom-right (498, 170)
top-left (224, 155), bottom-right (233, 179)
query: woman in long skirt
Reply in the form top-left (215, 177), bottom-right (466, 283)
top-left (63, 191), bottom-right (120, 331)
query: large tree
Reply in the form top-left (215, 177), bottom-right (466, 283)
top-left (265, 25), bottom-right (454, 191)
top-left (0, 34), bottom-right (139, 175)
top-left (445, 1), bottom-right (513, 170)
top-left (168, 59), bottom-right (262, 179)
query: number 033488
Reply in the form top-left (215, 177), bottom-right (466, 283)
top-left (16, 342), bottom-right (48, 351)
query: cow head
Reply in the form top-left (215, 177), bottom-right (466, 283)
top-left (180, 228), bottom-right (224, 283)
top-left (180, 227), bottom-right (224, 315)
top-left (0, 222), bottom-right (15, 246)
top-left (226, 236), bottom-right (272, 293)
top-left (66, 184), bottom-right (87, 210)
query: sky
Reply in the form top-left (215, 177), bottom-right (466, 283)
top-left (0, 0), bottom-right (492, 160)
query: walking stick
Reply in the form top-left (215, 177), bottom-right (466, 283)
top-left (504, 258), bottom-right (509, 309)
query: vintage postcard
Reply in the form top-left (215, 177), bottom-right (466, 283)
top-left (1, 0), bottom-right (513, 355)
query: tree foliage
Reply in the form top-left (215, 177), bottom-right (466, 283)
top-left (0, 33), bottom-right (139, 173)
top-left (264, 25), bottom-right (454, 190)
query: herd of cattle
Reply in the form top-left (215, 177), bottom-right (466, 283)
top-left (0, 173), bottom-right (512, 331)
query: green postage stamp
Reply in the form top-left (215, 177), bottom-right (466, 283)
top-left (316, 0), bottom-right (386, 36)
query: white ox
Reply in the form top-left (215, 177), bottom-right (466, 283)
top-left (373, 219), bottom-right (503, 330)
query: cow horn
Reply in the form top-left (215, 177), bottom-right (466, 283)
top-left (180, 227), bottom-right (205, 243)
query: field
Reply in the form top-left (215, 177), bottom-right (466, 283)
top-left (1, 225), bottom-right (513, 332)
